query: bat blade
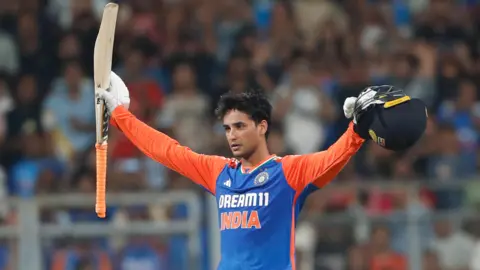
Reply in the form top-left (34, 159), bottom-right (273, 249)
top-left (94, 2), bottom-right (118, 219)
top-left (94, 2), bottom-right (118, 144)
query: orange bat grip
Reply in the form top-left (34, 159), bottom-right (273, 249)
top-left (95, 143), bottom-right (108, 218)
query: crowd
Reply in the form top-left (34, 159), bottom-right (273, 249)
top-left (0, 0), bottom-right (480, 269)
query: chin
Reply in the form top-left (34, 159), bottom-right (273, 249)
top-left (231, 151), bottom-right (243, 158)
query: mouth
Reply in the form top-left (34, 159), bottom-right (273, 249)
top-left (230, 144), bottom-right (241, 151)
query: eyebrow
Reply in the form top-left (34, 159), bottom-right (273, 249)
top-left (223, 122), bottom-right (244, 128)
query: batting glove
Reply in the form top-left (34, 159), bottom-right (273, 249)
top-left (343, 97), bottom-right (357, 122)
top-left (95, 71), bottom-right (130, 114)
top-left (343, 87), bottom-right (384, 124)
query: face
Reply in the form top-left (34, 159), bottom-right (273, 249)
top-left (18, 13), bottom-right (37, 39)
top-left (17, 75), bottom-right (37, 104)
top-left (371, 227), bottom-right (390, 250)
top-left (434, 220), bottom-right (452, 238)
top-left (457, 81), bottom-right (477, 109)
top-left (228, 57), bottom-right (249, 81)
top-left (222, 110), bottom-right (267, 158)
top-left (125, 50), bottom-right (145, 75)
top-left (291, 60), bottom-right (311, 86)
top-left (173, 64), bottom-right (195, 91)
top-left (58, 34), bottom-right (80, 59)
top-left (77, 174), bottom-right (95, 193)
top-left (64, 63), bottom-right (82, 88)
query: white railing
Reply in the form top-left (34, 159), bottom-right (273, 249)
top-left (0, 191), bottom-right (203, 270)
top-left (0, 181), bottom-right (477, 270)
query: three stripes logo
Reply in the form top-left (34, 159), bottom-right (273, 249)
top-left (224, 179), bottom-right (231, 187)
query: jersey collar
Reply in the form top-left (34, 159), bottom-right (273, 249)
top-left (240, 155), bottom-right (277, 174)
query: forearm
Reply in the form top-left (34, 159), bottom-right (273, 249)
top-left (110, 105), bottom-right (226, 194)
top-left (111, 106), bottom-right (187, 169)
top-left (97, 71), bottom-right (227, 194)
top-left (282, 122), bottom-right (365, 191)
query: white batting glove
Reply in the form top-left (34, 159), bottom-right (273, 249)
top-left (96, 71), bottom-right (130, 114)
top-left (96, 88), bottom-right (121, 114)
top-left (343, 97), bottom-right (357, 121)
top-left (344, 87), bottom-right (385, 124)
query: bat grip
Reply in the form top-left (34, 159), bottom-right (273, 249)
top-left (95, 143), bottom-right (108, 218)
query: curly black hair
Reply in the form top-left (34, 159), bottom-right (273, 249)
top-left (215, 91), bottom-right (272, 138)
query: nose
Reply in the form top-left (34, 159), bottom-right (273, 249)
top-left (227, 129), bottom-right (238, 141)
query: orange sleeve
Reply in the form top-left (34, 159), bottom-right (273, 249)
top-left (111, 106), bottom-right (228, 194)
top-left (282, 122), bottom-right (365, 192)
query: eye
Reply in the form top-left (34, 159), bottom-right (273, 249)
top-left (234, 123), bottom-right (245, 129)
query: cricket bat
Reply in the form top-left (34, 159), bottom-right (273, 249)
top-left (93, 2), bottom-right (118, 218)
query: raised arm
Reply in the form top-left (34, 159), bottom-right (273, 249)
top-left (282, 122), bottom-right (365, 192)
top-left (111, 106), bottom-right (228, 194)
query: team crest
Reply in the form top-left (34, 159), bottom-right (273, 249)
top-left (369, 129), bottom-right (386, 147)
top-left (254, 171), bottom-right (269, 186)
top-left (368, 129), bottom-right (378, 142)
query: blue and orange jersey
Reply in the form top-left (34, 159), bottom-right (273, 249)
top-left (111, 106), bottom-right (365, 270)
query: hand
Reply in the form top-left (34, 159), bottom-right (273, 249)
top-left (343, 88), bottom-right (381, 124)
top-left (96, 71), bottom-right (130, 114)
top-left (344, 86), bottom-right (390, 140)
top-left (343, 97), bottom-right (357, 120)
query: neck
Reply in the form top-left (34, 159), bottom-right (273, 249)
top-left (241, 145), bottom-right (271, 167)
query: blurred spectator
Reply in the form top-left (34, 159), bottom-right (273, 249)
top-left (9, 124), bottom-right (50, 198)
top-left (295, 221), bottom-right (316, 270)
top-left (272, 53), bottom-right (337, 154)
top-left (0, 74), bottom-right (13, 157)
top-left (369, 225), bottom-right (408, 270)
top-left (266, 123), bottom-right (293, 156)
top-left (42, 59), bottom-right (95, 166)
top-left (16, 11), bottom-right (59, 90)
top-left (422, 250), bottom-right (442, 270)
top-left (436, 79), bottom-right (480, 175)
top-left (3, 73), bottom-right (43, 169)
top-left (210, 51), bottom-right (257, 110)
top-left (348, 225), bottom-right (407, 270)
top-left (115, 207), bottom-right (167, 270)
top-left (428, 123), bottom-right (470, 209)
top-left (213, 0), bottom-right (252, 64)
top-left (50, 240), bottom-right (112, 270)
top-left (0, 30), bottom-right (18, 76)
top-left (468, 218), bottom-right (480, 270)
top-left (387, 187), bottom-right (433, 254)
top-left (429, 219), bottom-right (475, 270)
top-left (57, 31), bottom-right (83, 69)
top-left (156, 62), bottom-right (213, 153)
top-left (391, 43), bottom-right (436, 108)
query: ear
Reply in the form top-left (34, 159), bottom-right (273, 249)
top-left (258, 120), bottom-right (268, 136)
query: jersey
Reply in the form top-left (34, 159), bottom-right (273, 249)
top-left (110, 106), bottom-right (365, 270)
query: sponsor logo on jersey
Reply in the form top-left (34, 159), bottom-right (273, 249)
top-left (218, 192), bottom-right (270, 231)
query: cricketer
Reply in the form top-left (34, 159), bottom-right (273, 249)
top-left (96, 72), bottom-right (426, 270)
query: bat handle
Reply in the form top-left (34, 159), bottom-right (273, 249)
top-left (95, 143), bottom-right (108, 218)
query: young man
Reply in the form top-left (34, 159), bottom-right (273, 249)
top-left (96, 73), bottom-right (408, 270)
